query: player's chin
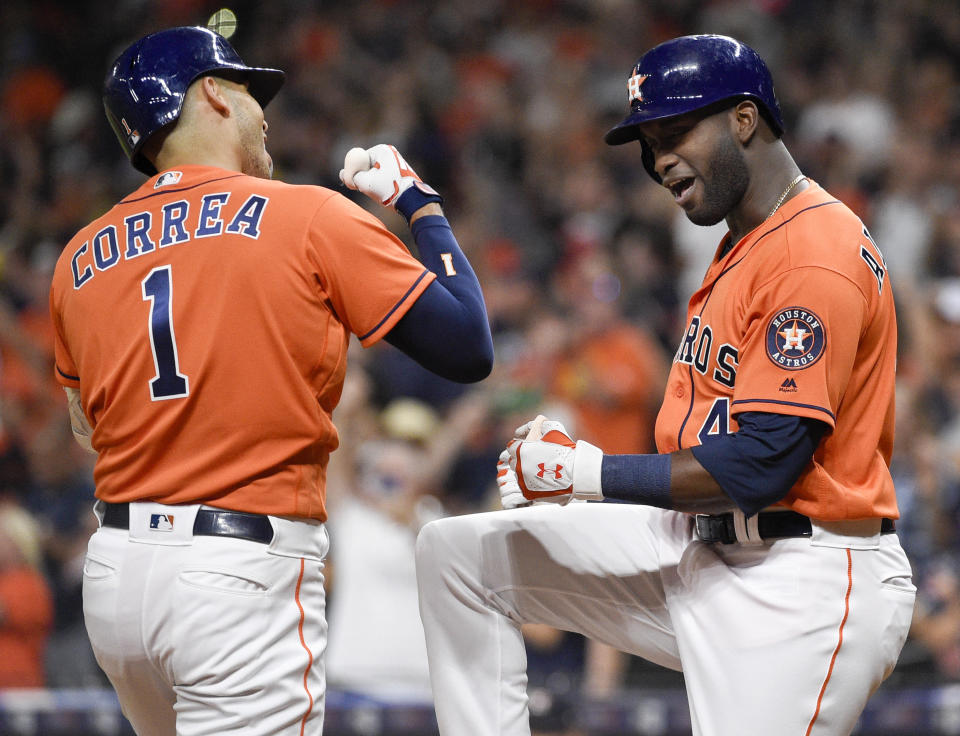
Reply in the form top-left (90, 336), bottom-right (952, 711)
top-left (684, 195), bottom-right (727, 227)
top-left (250, 152), bottom-right (274, 180)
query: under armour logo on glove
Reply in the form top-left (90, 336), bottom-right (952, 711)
top-left (537, 463), bottom-right (565, 480)
top-left (499, 417), bottom-right (605, 507)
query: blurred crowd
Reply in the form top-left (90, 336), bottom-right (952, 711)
top-left (1, 0), bottom-right (959, 711)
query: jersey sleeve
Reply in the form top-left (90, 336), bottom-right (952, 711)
top-left (730, 266), bottom-right (869, 429)
top-left (49, 278), bottom-right (80, 388)
top-left (307, 193), bottom-right (435, 346)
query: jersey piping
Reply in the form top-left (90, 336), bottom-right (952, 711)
top-left (357, 269), bottom-right (432, 342)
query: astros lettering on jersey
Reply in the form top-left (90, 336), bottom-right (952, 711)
top-left (50, 165), bottom-right (435, 521)
top-left (656, 180), bottom-right (897, 521)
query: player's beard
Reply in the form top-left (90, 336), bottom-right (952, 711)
top-left (688, 132), bottom-right (749, 227)
top-left (236, 104), bottom-right (273, 180)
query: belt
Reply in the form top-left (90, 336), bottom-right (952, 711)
top-left (695, 510), bottom-right (895, 545)
top-left (101, 502), bottom-right (274, 544)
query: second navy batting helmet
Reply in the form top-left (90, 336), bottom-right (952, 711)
top-left (103, 26), bottom-right (285, 175)
top-left (604, 35), bottom-right (783, 182)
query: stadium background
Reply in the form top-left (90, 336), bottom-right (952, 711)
top-left (1, 0), bottom-right (959, 734)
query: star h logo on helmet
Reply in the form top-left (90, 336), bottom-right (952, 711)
top-left (628, 72), bottom-right (649, 103)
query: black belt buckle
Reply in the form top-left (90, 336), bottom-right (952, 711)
top-left (695, 513), bottom-right (736, 544)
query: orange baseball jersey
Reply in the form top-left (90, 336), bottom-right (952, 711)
top-left (49, 165), bottom-right (435, 521)
top-left (655, 181), bottom-right (898, 520)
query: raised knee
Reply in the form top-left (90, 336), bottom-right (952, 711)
top-left (415, 517), bottom-right (454, 571)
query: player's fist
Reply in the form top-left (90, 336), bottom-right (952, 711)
top-left (504, 417), bottom-right (604, 505)
top-left (339, 144), bottom-right (441, 220)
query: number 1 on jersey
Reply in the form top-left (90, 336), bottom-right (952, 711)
top-left (142, 266), bottom-right (189, 400)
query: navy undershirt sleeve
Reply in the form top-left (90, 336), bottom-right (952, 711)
top-left (690, 411), bottom-right (829, 516)
top-left (384, 215), bottom-right (493, 383)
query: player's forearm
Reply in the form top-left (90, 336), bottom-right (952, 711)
top-left (601, 449), bottom-right (736, 513)
top-left (409, 202), bottom-right (444, 224)
top-left (670, 449), bottom-right (738, 511)
top-left (384, 215), bottom-right (493, 382)
top-left (599, 412), bottom-right (826, 514)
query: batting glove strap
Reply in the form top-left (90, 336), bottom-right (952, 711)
top-left (572, 440), bottom-right (604, 501)
top-left (395, 183), bottom-right (443, 225)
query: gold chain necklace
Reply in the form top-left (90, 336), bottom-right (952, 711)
top-left (767, 174), bottom-right (806, 219)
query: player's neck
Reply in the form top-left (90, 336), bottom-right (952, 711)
top-left (154, 149), bottom-right (242, 175)
top-left (153, 129), bottom-right (243, 176)
top-left (726, 148), bottom-right (805, 245)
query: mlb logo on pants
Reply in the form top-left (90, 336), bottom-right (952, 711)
top-left (150, 514), bottom-right (175, 532)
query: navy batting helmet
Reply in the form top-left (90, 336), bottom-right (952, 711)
top-left (103, 26), bottom-right (285, 175)
top-left (604, 35), bottom-right (783, 182)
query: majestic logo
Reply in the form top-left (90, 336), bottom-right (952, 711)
top-left (154, 171), bottom-right (183, 188)
top-left (149, 514), bottom-right (175, 532)
top-left (780, 377), bottom-right (798, 392)
top-left (537, 463), bottom-right (565, 480)
top-left (628, 72), bottom-right (649, 103)
top-left (766, 307), bottom-right (826, 370)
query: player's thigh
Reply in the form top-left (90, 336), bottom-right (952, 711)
top-left (671, 537), bottom-right (915, 736)
top-left (83, 529), bottom-right (178, 736)
top-left (169, 539), bottom-right (327, 736)
top-left (417, 502), bottom-right (688, 670)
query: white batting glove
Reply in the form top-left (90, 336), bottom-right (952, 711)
top-left (497, 450), bottom-right (529, 509)
top-left (339, 144), bottom-right (441, 214)
top-left (503, 418), bottom-right (604, 506)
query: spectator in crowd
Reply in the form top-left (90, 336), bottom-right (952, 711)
top-left (0, 500), bottom-right (53, 688)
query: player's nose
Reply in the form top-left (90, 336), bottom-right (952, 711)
top-left (653, 150), bottom-right (679, 180)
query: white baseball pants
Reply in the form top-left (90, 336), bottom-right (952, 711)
top-left (415, 503), bottom-right (915, 736)
top-left (82, 502), bottom-right (329, 736)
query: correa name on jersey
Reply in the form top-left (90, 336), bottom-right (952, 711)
top-left (70, 191), bottom-right (269, 290)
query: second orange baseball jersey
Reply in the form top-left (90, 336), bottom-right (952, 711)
top-left (50, 165), bottom-right (435, 521)
top-left (655, 181), bottom-right (898, 520)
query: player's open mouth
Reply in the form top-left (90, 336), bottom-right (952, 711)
top-left (668, 177), bottom-right (695, 204)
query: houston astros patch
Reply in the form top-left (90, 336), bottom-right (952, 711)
top-left (766, 307), bottom-right (826, 370)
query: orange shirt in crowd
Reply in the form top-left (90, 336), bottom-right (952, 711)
top-left (0, 566), bottom-right (53, 688)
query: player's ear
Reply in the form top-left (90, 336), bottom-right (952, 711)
top-left (195, 75), bottom-right (232, 117)
top-left (732, 100), bottom-right (760, 145)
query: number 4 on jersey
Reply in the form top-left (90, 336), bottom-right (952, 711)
top-left (141, 266), bottom-right (189, 400)
top-left (698, 398), bottom-right (730, 444)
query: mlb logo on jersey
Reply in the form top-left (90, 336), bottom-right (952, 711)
top-left (149, 514), bottom-right (175, 532)
top-left (766, 307), bottom-right (826, 370)
top-left (154, 171), bottom-right (183, 188)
